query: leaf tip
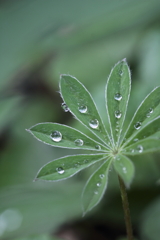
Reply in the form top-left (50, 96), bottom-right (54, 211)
top-left (122, 58), bottom-right (127, 62)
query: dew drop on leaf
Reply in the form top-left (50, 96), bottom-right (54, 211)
top-left (95, 145), bottom-right (101, 150)
top-left (119, 70), bottom-right (123, 76)
top-left (94, 191), bottom-right (98, 195)
top-left (146, 108), bottom-right (153, 117)
top-left (74, 139), bottom-right (84, 146)
top-left (114, 93), bottom-right (122, 101)
top-left (122, 167), bottom-right (127, 174)
top-left (61, 103), bottom-right (69, 112)
top-left (134, 122), bottom-right (141, 130)
top-left (133, 138), bottom-right (139, 142)
top-left (115, 110), bottom-right (122, 119)
top-left (99, 174), bottom-right (104, 179)
top-left (50, 131), bottom-right (62, 142)
top-left (97, 182), bottom-right (101, 187)
top-left (78, 105), bottom-right (87, 113)
top-left (56, 167), bottom-right (64, 174)
top-left (89, 119), bottom-right (99, 129)
top-left (137, 145), bottom-right (143, 153)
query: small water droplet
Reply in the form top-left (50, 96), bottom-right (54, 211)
top-left (78, 105), bottom-right (87, 113)
top-left (133, 138), bottom-right (138, 142)
top-left (146, 108), bottom-right (153, 117)
top-left (94, 191), bottom-right (98, 195)
top-left (95, 145), bottom-right (101, 150)
top-left (137, 145), bottom-right (143, 153)
top-left (89, 119), bottom-right (99, 129)
top-left (50, 131), bottom-right (62, 142)
top-left (131, 149), bottom-right (135, 153)
top-left (74, 139), bottom-right (84, 146)
top-left (114, 93), bottom-right (122, 101)
top-left (122, 167), bottom-right (127, 174)
top-left (134, 122), bottom-right (141, 130)
top-left (56, 167), bottom-right (64, 174)
top-left (61, 103), bottom-right (69, 112)
top-left (119, 70), bottom-right (123, 76)
top-left (149, 108), bottom-right (153, 113)
top-left (99, 174), bottom-right (104, 179)
top-left (97, 182), bottom-right (101, 187)
top-left (115, 110), bottom-right (122, 119)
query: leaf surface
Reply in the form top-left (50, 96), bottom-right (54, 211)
top-left (82, 158), bottom-right (112, 215)
top-left (36, 154), bottom-right (107, 181)
top-left (27, 123), bottom-right (108, 151)
top-left (105, 59), bottom-right (131, 145)
top-left (60, 74), bottom-right (110, 147)
top-left (113, 154), bottom-right (134, 187)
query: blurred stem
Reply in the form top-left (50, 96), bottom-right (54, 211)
top-left (118, 176), bottom-right (134, 240)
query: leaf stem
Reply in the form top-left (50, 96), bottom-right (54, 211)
top-left (118, 176), bottom-right (134, 240)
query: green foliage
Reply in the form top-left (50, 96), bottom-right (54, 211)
top-left (28, 59), bottom-right (160, 215)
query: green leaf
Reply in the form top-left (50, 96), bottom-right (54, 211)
top-left (124, 138), bottom-right (160, 155)
top-left (124, 116), bottom-right (160, 147)
top-left (105, 59), bottom-right (131, 145)
top-left (82, 158), bottom-right (112, 215)
top-left (36, 154), bottom-right (107, 181)
top-left (60, 74), bottom-right (110, 147)
top-left (113, 155), bottom-right (135, 188)
top-left (123, 86), bottom-right (160, 146)
top-left (27, 123), bottom-right (108, 151)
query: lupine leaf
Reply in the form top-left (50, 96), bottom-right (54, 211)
top-left (124, 116), bottom-right (160, 147)
top-left (27, 123), bottom-right (108, 151)
top-left (124, 138), bottom-right (160, 155)
top-left (60, 74), bottom-right (110, 147)
top-left (123, 86), bottom-right (160, 146)
top-left (105, 59), bottom-right (131, 145)
top-left (82, 158), bottom-right (112, 215)
top-left (113, 155), bottom-right (135, 187)
top-left (36, 154), bottom-right (107, 181)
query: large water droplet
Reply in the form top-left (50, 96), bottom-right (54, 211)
top-left (61, 103), bottom-right (69, 112)
top-left (56, 167), bottom-right (64, 174)
top-left (74, 139), bottom-right (83, 146)
top-left (95, 145), bottom-right (101, 150)
top-left (134, 122), bottom-right (141, 130)
top-left (78, 105), bottom-right (87, 113)
top-left (115, 110), bottom-right (122, 119)
top-left (99, 174), bottom-right (104, 179)
top-left (97, 182), bottom-right (101, 187)
top-left (50, 131), bottom-right (62, 142)
top-left (137, 145), bottom-right (143, 153)
top-left (114, 93), bottom-right (122, 101)
top-left (89, 119), bottom-right (99, 129)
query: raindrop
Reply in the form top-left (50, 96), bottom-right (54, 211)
top-left (114, 93), bottom-right (122, 101)
top-left (97, 183), bottom-right (101, 187)
top-left (89, 119), bottom-right (99, 129)
top-left (134, 122), bottom-right (141, 130)
top-left (61, 103), bottom-right (69, 112)
top-left (50, 131), bottom-right (62, 142)
top-left (146, 108), bottom-right (153, 117)
top-left (149, 108), bottom-right (153, 113)
top-left (95, 145), bottom-right (101, 150)
top-left (56, 167), bottom-right (64, 174)
top-left (133, 138), bottom-right (138, 142)
top-left (99, 174), bottom-right (105, 179)
top-left (119, 70), bottom-right (123, 76)
top-left (137, 145), bottom-right (143, 153)
top-left (122, 167), bottom-right (127, 174)
top-left (115, 110), bottom-right (122, 119)
top-left (94, 191), bottom-right (98, 195)
top-left (78, 105), bottom-right (87, 113)
top-left (74, 139), bottom-right (84, 146)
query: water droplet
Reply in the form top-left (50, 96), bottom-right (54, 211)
top-left (131, 149), bottom-right (135, 153)
top-left (50, 131), bottom-right (62, 142)
top-left (94, 191), bottom-right (98, 195)
top-left (133, 138), bottom-right (138, 142)
top-left (89, 119), bottom-right (99, 129)
top-left (61, 103), bottom-right (69, 112)
top-left (134, 122), bottom-right (141, 130)
top-left (149, 108), bottom-right (153, 113)
top-left (74, 139), bottom-right (83, 146)
top-left (115, 110), bottom-right (122, 119)
top-left (122, 167), bottom-right (127, 174)
top-left (119, 70), bottom-right (123, 76)
top-left (146, 108), bottom-right (153, 117)
top-left (78, 105), bottom-right (87, 113)
top-left (99, 174), bottom-right (104, 179)
top-left (137, 145), bottom-right (143, 153)
top-left (114, 93), bottom-right (122, 101)
top-left (95, 145), bottom-right (101, 150)
top-left (97, 182), bottom-right (101, 187)
top-left (56, 167), bottom-right (64, 174)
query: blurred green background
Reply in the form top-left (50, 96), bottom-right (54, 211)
top-left (0, 1), bottom-right (160, 239)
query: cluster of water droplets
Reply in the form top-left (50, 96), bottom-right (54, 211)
top-left (61, 103), bottom-right (69, 112)
top-left (130, 144), bottom-right (143, 154)
top-left (94, 173), bottom-right (105, 195)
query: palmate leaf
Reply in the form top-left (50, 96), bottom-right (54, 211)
top-left (60, 74), bottom-right (110, 147)
top-left (123, 86), bottom-right (160, 146)
top-left (27, 123), bottom-right (109, 152)
top-left (82, 158), bottom-right (112, 215)
top-left (35, 154), bottom-right (108, 181)
top-left (105, 59), bottom-right (131, 145)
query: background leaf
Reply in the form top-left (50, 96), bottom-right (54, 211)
top-left (36, 154), bottom-right (107, 181)
top-left (113, 155), bottom-right (135, 187)
top-left (60, 74), bottom-right (110, 147)
top-left (28, 123), bottom-right (108, 151)
top-left (82, 158), bottom-right (112, 215)
top-left (105, 59), bottom-right (131, 145)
